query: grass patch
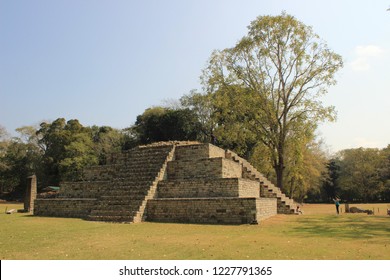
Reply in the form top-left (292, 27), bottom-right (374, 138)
top-left (1, 203), bottom-right (389, 260)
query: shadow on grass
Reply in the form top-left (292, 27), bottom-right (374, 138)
top-left (289, 215), bottom-right (390, 240)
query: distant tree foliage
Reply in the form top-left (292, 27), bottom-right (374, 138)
top-left (337, 147), bottom-right (389, 202)
top-left (320, 159), bottom-right (342, 201)
top-left (308, 146), bottom-right (390, 203)
top-left (0, 119), bottom-right (125, 199)
top-left (0, 125), bottom-right (43, 199)
top-left (132, 107), bottom-right (202, 144)
top-left (180, 90), bottom-right (216, 143)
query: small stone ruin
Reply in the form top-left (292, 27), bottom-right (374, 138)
top-left (348, 206), bottom-right (374, 215)
top-left (345, 203), bottom-right (374, 215)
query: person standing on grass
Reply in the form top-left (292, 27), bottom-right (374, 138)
top-left (333, 197), bottom-right (341, 215)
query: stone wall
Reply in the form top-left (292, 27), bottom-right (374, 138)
top-left (167, 158), bottom-right (242, 180)
top-left (146, 197), bottom-right (262, 224)
top-left (34, 198), bottom-right (96, 218)
top-left (157, 178), bottom-right (259, 198)
top-left (256, 198), bottom-right (277, 220)
top-left (175, 144), bottom-right (225, 160)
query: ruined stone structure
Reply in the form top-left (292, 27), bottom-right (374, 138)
top-left (34, 142), bottom-right (296, 224)
top-left (24, 175), bottom-right (37, 213)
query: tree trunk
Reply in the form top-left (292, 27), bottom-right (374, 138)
top-left (289, 177), bottom-right (295, 198)
top-left (275, 142), bottom-right (285, 190)
top-left (275, 164), bottom-right (284, 190)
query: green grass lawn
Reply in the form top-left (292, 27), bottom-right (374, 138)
top-left (1, 202), bottom-right (389, 260)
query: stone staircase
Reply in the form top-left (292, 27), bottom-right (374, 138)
top-left (225, 150), bottom-right (296, 214)
top-left (145, 143), bottom-right (288, 224)
top-left (34, 144), bottom-right (175, 222)
top-left (87, 145), bottom-right (174, 222)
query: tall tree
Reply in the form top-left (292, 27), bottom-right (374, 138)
top-left (201, 12), bottom-right (343, 189)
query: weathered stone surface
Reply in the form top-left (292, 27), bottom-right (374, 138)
top-left (59, 181), bottom-right (109, 198)
top-left (175, 143), bottom-right (225, 160)
top-left (146, 197), bottom-right (256, 224)
top-left (157, 178), bottom-right (259, 198)
top-left (256, 198), bottom-right (277, 220)
top-left (24, 175), bottom-right (37, 213)
top-left (34, 198), bottom-right (96, 218)
top-left (167, 158), bottom-right (242, 180)
top-left (146, 197), bottom-right (276, 224)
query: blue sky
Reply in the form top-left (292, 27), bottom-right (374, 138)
top-left (1, 0), bottom-right (389, 153)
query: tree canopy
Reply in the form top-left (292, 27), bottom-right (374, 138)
top-left (200, 12), bottom-right (343, 190)
top-left (132, 107), bottom-right (201, 144)
top-left (0, 119), bottom-right (125, 198)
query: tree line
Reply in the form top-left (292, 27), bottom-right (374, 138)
top-left (314, 147), bottom-right (390, 203)
top-left (1, 13), bottom-right (388, 202)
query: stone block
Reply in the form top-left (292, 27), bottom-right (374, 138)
top-left (175, 144), bottom-right (225, 160)
top-left (167, 158), bottom-right (242, 180)
top-left (146, 197), bottom-right (259, 224)
top-left (157, 178), bottom-right (259, 198)
top-left (34, 198), bottom-right (97, 218)
top-left (256, 198), bottom-right (277, 220)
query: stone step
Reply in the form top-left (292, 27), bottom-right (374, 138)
top-left (100, 194), bottom-right (147, 201)
top-left (61, 180), bottom-right (111, 186)
top-left (91, 206), bottom-right (141, 214)
top-left (227, 149), bottom-right (297, 215)
top-left (129, 146), bottom-right (172, 153)
top-left (90, 209), bottom-right (136, 216)
top-left (277, 204), bottom-right (296, 214)
top-left (94, 199), bottom-right (144, 207)
top-left (127, 151), bottom-right (170, 157)
top-left (102, 188), bottom-right (150, 194)
top-left (124, 153), bottom-right (171, 161)
top-left (112, 176), bottom-right (157, 183)
top-left (88, 215), bottom-right (134, 222)
top-left (127, 147), bottom-right (172, 153)
top-left (278, 198), bottom-right (294, 206)
top-left (117, 166), bottom-right (162, 173)
top-left (112, 180), bottom-right (154, 186)
top-left (113, 176), bottom-right (154, 181)
top-left (113, 171), bottom-right (160, 178)
top-left (123, 156), bottom-right (168, 163)
top-left (104, 185), bottom-right (154, 191)
top-left (110, 184), bottom-right (152, 190)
